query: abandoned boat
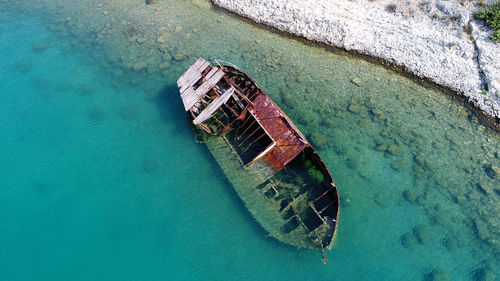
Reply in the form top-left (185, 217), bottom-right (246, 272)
top-left (177, 58), bottom-right (340, 257)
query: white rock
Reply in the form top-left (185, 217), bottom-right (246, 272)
top-left (213, 0), bottom-right (500, 119)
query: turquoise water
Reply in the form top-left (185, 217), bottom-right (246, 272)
top-left (1, 1), bottom-right (499, 280)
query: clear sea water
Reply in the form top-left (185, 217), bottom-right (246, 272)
top-left (0, 1), bottom-right (499, 280)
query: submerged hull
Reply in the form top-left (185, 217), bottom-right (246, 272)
top-left (178, 58), bottom-right (339, 253)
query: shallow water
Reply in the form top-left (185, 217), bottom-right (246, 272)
top-left (0, 1), bottom-right (499, 280)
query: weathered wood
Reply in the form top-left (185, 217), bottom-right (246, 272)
top-left (180, 70), bottom-right (203, 93)
top-left (181, 67), bottom-right (218, 100)
top-left (181, 69), bottom-right (225, 111)
top-left (177, 58), bottom-right (206, 87)
top-left (179, 63), bottom-right (211, 94)
top-left (193, 87), bottom-right (235, 124)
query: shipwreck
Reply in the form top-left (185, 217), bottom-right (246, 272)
top-left (177, 58), bottom-right (340, 261)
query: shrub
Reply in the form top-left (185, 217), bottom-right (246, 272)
top-left (474, 1), bottom-right (500, 41)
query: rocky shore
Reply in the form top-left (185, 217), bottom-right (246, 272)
top-left (212, 0), bottom-right (500, 120)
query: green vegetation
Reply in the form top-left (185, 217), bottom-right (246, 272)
top-left (474, 1), bottom-right (500, 41)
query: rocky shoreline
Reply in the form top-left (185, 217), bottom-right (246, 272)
top-left (212, 0), bottom-right (500, 120)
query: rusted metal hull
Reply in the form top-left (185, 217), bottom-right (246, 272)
top-left (178, 58), bottom-right (340, 256)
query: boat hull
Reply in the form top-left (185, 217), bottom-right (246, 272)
top-left (179, 58), bottom-right (339, 252)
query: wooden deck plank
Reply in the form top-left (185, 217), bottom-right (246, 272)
top-left (180, 70), bottom-right (203, 93)
top-left (181, 69), bottom-right (224, 110)
top-left (193, 87), bottom-right (235, 124)
top-left (177, 58), bottom-right (206, 87)
top-left (181, 67), bottom-right (218, 98)
top-left (178, 60), bottom-right (211, 89)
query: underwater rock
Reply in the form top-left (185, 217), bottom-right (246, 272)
top-left (386, 144), bottom-right (400, 155)
top-left (147, 65), bottom-right (156, 74)
top-left (453, 194), bottom-right (466, 204)
top-left (391, 159), bottom-right (406, 171)
top-left (476, 183), bottom-right (493, 195)
top-left (281, 93), bottom-right (294, 108)
top-left (403, 190), bottom-right (417, 203)
top-left (321, 118), bottom-right (335, 128)
top-left (333, 143), bottom-right (347, 155)
top-left (79, 84), bottom-right (95, 96)
top-left (413, 225), bottom-right (432, 244)
top-left (414, 153), bottom-right (426, 166)
top-left (136, 36), bottom-right (147, 44)
top-left (351, 77), bottom-right (362, 86)
top-left (88, 107), bottom-right (105, 122)
top-left (173, 52), bottom-right (187, 61)
top-left (297, 114), bottom-right (312, 126)
top-left (473, 218), bottom-right (489, 241)
top-left (474, 267), bottom-right (497, 281)
top-left (431, 215), bottom-right (446, 226)
top-left (376, 143), bottom-right (387, 152)
top-left (142, 160), bottom-right (158, 173)
top-left (32, 41), bottom-right (50, 53)
top-left (401, 232), bottom-right (418, 249)
top-left (32, 181), bottom-right (52, 194)
top-left (373, 192), bottom-right (389, 207)
top-left (156, 33), bottom-right (170, 44)
top-left (443, 236), bottom-right (458, 251)
top-left (341, 197), bottom-right (351, 208)
top-left (483, 164), bottom-right (500, 180)
top-left (494, 188), bottom-right (500, 197)
top-left (467, 191), bottom-right (481, 202)
top-left (348, 103), bottom-right (362, 114)
top-left (310, 133), bottom-right (328, 149)
top-left (161, 69), bottom-right (170, 78)
top-left (424, 269), bottom-right (449, 281)
top-left (416, 191), bottom-right (429, 205)
top-left (187, 0), bottom-right (212, 9)
top-left (358, 118), bottom-right (371, 127)
top-left (10, 60), bottom-right (33, 73)
top-left (345, 158), bottom-right (358, 170)
top-left (143, 91), bottom-right (156, 103)
top-left (159, 61), bottom-right (170, 70)
top-left (133, 61), bottom-right (148, 72)
top-left (370, 108), bottom-right (383, 117)
top-left (118, 106), bottom-right (138, 121)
